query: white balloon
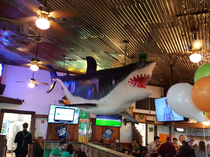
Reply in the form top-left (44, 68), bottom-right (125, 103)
top-left (167, 83), bottom-right (204, 122)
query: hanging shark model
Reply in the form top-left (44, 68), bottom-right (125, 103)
top-left (46, 57), bottom-right (156, 123)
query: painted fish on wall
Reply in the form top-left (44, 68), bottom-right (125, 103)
top-left (46, 57), bottom-right (156, 123)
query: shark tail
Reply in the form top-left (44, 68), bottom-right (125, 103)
top-left (46, 65), bottom-right (57, 93)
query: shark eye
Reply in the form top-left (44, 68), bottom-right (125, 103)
top-left (112, 80), bottom-right (115, 86)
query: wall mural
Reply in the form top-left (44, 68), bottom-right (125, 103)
top-left (46, 57), bottom-right (155, 123)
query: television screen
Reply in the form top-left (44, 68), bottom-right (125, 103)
top-left (155, 97), bottom-right (185, 122)
top-left (48, 105), bottom-right (79, 124)
top-left (54, 107), bottom-right (75, 122)
top-left (96, 115), bottom-right (122, 127)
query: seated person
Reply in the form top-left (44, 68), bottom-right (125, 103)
top-left (75, 151), bottom-right (86, 157)
top-left (141, 150), bottom-right (151, 157)
top-left (132, 141), bottom-right (141, 157)
top-left (61, 144), bottom-right (74, 157)
top-left (122, 148), bottom-right (129, 154)
top-left (73, 151), bottom-right (81, 157)
top-left (75, 148), bottom-right (81, 151)
top-left (165, 153), bottom-right (176, 157)
top-left (115, 139), bottom-right (122, 152)
top-left (34, 136), bottom-right (44, 157)
top-left (50, 141), bottom-right (67, 157)
top-left (110, 143), bottom-right (117, 151)
top-left (99, 139), bottom-right (104, 143)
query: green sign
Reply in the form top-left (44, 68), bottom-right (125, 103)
top-left (139, 54), bottom-right (147, 62)
top-left (80, 110), bottom-right (90, 119)
top-left (149, 127), bottom-right (154, 132)
top-left (78, 110), bottom-right (90, 143)
top-left (139, 114), bottom-right (144, 120)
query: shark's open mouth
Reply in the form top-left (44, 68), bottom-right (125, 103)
top-left (128, 74), bottom-right (150, 88)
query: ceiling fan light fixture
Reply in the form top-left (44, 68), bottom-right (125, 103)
top-left (28, 82), bottom-right (35, 88)
top-left (36, 18), bottom-right (50, 30)
top-left (30, 64), bottom-right (39, 71)
top-left (189, 53), bottom-right (202, 63)
top-left (193, 40), bottom-right (203, 50)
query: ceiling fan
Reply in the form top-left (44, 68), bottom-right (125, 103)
top-left (0, 0), bottom-right (80, 34)
top-left (16, 72), bottom-right (49, 88)
top-left (21, 37), bottom-right (52, 71)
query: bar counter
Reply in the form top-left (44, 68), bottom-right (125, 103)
top-left (44, 141), bottom-right (132, 157)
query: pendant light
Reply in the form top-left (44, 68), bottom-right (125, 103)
top-left (30, 38), bottom-right (40, 71)
top-left (189, 36), bottom-right (202, 63)
top-left (189, 53), bottom-right (202, 63)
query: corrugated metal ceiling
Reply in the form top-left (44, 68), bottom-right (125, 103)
top-left (0, 0), bottom-right (210, 85)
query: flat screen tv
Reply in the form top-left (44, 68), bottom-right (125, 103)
top-left (48, 105), bottom-right (80, 124)
top-left (155, 97), bottom-right (186, 122)
top-left (96, 115), bottom-right (122, 127)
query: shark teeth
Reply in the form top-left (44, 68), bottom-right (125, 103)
top-left (128, 74), bottom-right (150, 88)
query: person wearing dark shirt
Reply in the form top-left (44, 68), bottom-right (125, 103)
top-left (14, 123), bottom-right (32, 157)
top-left (179, 138), bottom-right (195, 157)
top-left (75, 151), bottom-right (86, 157)
top-left (158, 136), bottom-right (176, 157)
top-left (34, 136), bottom-right (44, 157)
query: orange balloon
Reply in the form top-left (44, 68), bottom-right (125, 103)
top-left (191, 76), bottom-right (210, 112)
top-left (207, 113), bottom-right (210, 120)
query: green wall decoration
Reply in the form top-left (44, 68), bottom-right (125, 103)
top-left (139, 54), bottom-right (147, 62)
top-left (139, 114), bottom-right (144, 120)
top-left (149, 127), bottom-right (154, 132)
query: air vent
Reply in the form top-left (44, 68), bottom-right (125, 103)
top-left (136, 98), bottom-right (155, 111)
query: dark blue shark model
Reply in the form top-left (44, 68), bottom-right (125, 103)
top-left (46, 57), bottom-right (156, 123)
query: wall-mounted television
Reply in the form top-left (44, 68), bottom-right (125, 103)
top-left (155, 97), bottom-right (187, 122)
top-left (96, 115), bottom-right (122, 127)
top-left (48, 105), bottom-right (80, 124)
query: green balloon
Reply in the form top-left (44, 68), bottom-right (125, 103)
top-left (194, 63), bottom-right (210, 83)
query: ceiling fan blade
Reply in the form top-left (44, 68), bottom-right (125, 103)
top-left (0, 16), bottom-right (36, 24)
top-left (50, 20), bottom-right (70, 35)
top-left (34, 83), bottom-right (38, 86)
top-left (0, 17), bottom-right (23, 24)
top-left (16, 81), bottom-right (29, 83)
top-left (39, 64), bottom-right (52, 71)
top-left (19, 63), bottom-right (32, 67)
top-left (35, 81), bottom-right (49, 85)
top-left (51, 10), bottom-right (80, 18)
top-left (22, 0), bottom-right (40, 13)
top-left (38, 61), bottom-right (53, 64)
top-left (18, 16), bottom-right (37, 23)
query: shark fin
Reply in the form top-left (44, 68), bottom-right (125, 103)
top-left (119, 111), bottom-right (138, 124)
top-left (66, 103), bottom-right (97, 109)
top-left (86, 56), bottom-right (97, 73)
top-left (62, 96), bottom-right (68, 100)
top-left (65, 73), bottom-right (70, 76)
top-left (46, 65), bottom-right (57, 93)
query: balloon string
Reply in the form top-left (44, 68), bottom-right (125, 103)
top-left (203, 124), bottom-right (208, 157)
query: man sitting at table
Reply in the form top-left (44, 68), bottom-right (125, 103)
top-left (50, 141), bottom-right (67, 157)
